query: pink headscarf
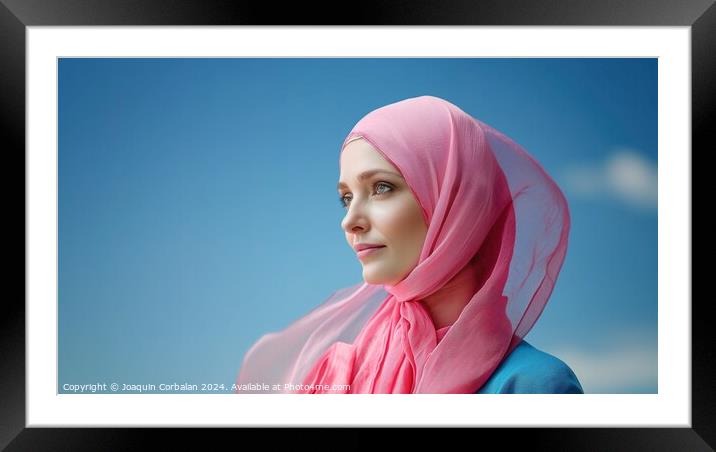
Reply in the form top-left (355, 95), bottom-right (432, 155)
top-left (235, 95), bottom-right (570, 394)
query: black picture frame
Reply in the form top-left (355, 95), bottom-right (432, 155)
top-left (5, 0), bottom-right (708, 449)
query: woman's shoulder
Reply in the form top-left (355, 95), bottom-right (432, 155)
top-left (476, 339), bottom-right (584, 394)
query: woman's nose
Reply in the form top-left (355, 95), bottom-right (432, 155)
top-left (341, 202), bottom-right (369, 233)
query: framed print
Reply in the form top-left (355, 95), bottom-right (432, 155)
top-left (6, 0), bottom-right (709, 449)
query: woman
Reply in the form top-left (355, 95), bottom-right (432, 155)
top-left (235, 95), bottom-right (583, 394)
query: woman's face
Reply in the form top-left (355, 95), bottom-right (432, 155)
top-left (338, 138), bottom-right (428, 286)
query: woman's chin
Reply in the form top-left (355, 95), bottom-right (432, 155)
top-left (362, 270), bottom-right (383, 285)
top-left (362, 270), bottom-right (398, 286)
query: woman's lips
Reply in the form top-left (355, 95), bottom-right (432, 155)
top-left (356, 246), bottom-right (386, 259)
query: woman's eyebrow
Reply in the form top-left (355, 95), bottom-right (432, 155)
top-left (337, 170), bottom-right (402, 190)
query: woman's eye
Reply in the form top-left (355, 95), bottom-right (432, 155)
top-left (374, 182), bottom-right (393, 195)
top-left (338, 182), bottom-right (393, 208)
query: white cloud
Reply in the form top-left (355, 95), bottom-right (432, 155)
top-left (546, 332), bottom-right (657, 393)
top-left (560, 148), bottom-right (657, 210)
top-left (553, 345), bottom-right (657, 393)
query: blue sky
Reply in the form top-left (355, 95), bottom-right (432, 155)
top-left (58, 58), bottom-right (657, 394)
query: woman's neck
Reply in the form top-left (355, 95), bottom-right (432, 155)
top-left (419, 258), bottom-right (482, 330)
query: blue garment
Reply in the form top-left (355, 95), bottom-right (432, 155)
top-left (476, 339), bottom-right (584, 394)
